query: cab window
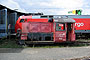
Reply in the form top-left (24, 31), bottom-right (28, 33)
top-left (56, 23), bottom-right (65, 31)
top-left (20, 19), bottom-right (24, 23)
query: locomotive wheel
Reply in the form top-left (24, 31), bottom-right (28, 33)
top-left (16, 33), bottom-right (21, 38)
top-left (16, 29), bottom-right (21, 39)
top-left (16, 40), bottom-right (27, 46)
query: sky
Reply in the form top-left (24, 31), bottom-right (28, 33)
top-left (0, 0), bottom-right (90, 15)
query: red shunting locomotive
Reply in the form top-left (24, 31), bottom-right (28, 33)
top-left (15, 16), bottom-right (76, 44)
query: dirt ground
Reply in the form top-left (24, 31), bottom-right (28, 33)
top-left (0, 46), bottom-right (90, 60)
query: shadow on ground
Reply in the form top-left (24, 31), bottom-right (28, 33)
top-left (0, 48), bottom-right (24, 53)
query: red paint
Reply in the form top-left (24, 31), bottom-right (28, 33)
top-left (55, 31), bottom-right (66, 42)
top-left (73, 18), bottom-right (90, 30)
top-left (27, 19), bottom-right (48, 22)
top-left (15, 16), bottom-right (48, 32)
top-left (22, 22), bottom-right (52, 33)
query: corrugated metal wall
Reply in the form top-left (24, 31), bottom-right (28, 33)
top-left (0, 8), bottom-right (17, 38)
top-left (0, 9), bottom-right (7, 38)
top-left (8, 12), bottom-right (17, 33)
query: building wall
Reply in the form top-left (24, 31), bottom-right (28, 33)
top-left (0, 9), bottom-right (7, 38)
top-left (0, 8), bottom-right (18, 38)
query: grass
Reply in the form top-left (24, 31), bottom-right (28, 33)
top-left (25, 44), bottom-right (66, 48)
top-left (28, 43), bottom-right (89, 48)
top-left (0, 38), bottom-right (22, 48)
top-left (0, 38), bottom-right (90, 48)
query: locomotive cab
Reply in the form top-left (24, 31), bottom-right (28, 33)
top-left (54, 18), bottom-right (75, 42)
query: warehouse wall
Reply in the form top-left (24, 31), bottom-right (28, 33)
top-left (0, 8), bottom-right (17, 38)
top-left (0, 9), bottom-right (7, 38)
top-left (8, 12), bottom-right (17, 33)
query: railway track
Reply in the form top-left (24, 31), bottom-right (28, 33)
top-left (24, 40), bottom-right (90, 47)
top-left (76, 39), bottom-right (90, 43)
top-left (74, 39), bottom-right (90, 45)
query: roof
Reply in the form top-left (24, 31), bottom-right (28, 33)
top-left (41, 15), bottom-right (90, 18)
top-left (19, 16), bottom-right (32, 19)
top-left (0, 4), bottom-right (43, 15)
top-left (54, 18), bottom-right (76, 23)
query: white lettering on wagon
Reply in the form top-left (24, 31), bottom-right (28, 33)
top-left (75, 23), bottom-right (84, 27)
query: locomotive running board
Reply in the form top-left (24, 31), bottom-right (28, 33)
top-left (25, 41), bottom-right (54, 44)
